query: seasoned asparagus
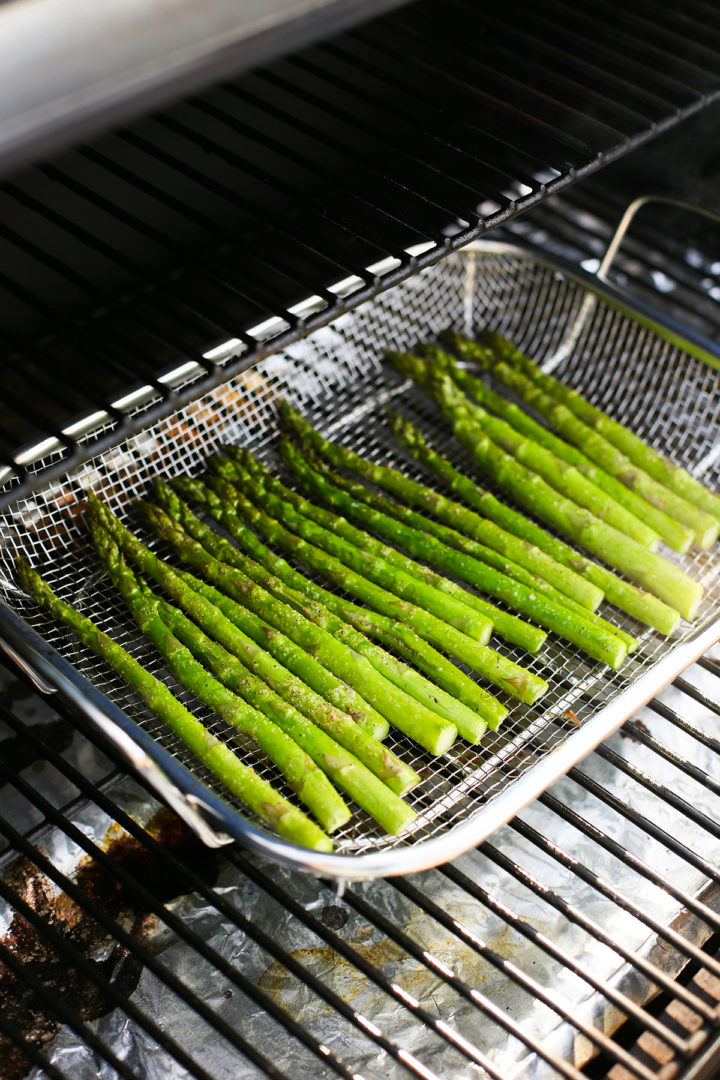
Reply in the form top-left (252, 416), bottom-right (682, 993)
top-left (309, 456), bottom-right (638, 656)
top-left (170, 476), bottom-right (508, 729)
top-left (443, 333), bottom-right (716, 551)
top-left (387, 354), bottom-right (702, 623)
top-left (149, 590), bottom-right (417, 832)
top-left (134, 501), bottom-right (461, 755)
top-left (278, 399), bottom-right (602, 611)
top-left (210, 461), bottom-right (548, 705)
top-left (413, 347), bottom-right (660, 549)
top-left (220, 449), bottom-right (545, 656)
top-left (15, 557), bottom-right (332, 851)
top-left (388, 410), bottom-right (683, 636)
top-left (89, 525), bottom-right (351, 833)
top-left (480, 328), bottom-right (720, 527)
top-left (161, 477), bottom-right (501, 739)
top-left (88, 492), bottom-right (390, 742)
top-left (278, 440), bottom-right (628, 669)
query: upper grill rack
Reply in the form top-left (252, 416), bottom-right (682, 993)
top-left (2, 0), bottom-right (720, 506)
top-left (2, 244), bottom-right (720, 873)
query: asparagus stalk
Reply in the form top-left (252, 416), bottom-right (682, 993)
top-left (313, 457), bottom-right (638, 656)
top-left (170, 477), bottom-right (507, 729)
top-left (436, 335), bottom-right (699, 553)
top-left (88, 492), bottom-right (390, 742)
top-left (15, 557), bottom-right (332, 851)
top-left (135, 502), bottom-right (460, 755)
top-left (388, 410), bottom-right (683, 636)
top-left (387, 355), bottom-right (702, 624)
top-left (212, 462), bottom-right (548, 705)
top-left (149, 591), bottom-right (417, 832)
top-left (217, 450), bottom-right (496, 646)
top-left (278, 400), bottom-right (602, 612)
top-left (481, 329), bottom-right (720, 527)
top-left (145, 580), bottom-right (418, 799)
top-left (151, 483), bottom-right (473, 749)
top-left (279, 441), bottom-right (628, 669)
top-left (227, 449), bottom-right (544, 656)
top-left (221, 449), bottom-right (544, 656)
top-left (413, 348), bottom-right (660, 549)
top-left (444, 334), bottom-right (716, 551)
top-left (89, 525), bottom-right (351, 834)
top-left (161, 477), bottom-right (501, 740)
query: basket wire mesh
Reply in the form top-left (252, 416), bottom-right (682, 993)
top-left (1, 245), bottom-right (720, 860)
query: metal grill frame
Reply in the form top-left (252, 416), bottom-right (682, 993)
top-left (2, 241), bottom-right (720, 879)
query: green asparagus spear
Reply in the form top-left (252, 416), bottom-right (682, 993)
top-left (170, 476), bottom-right (507, 729)
top-left (278, 440), bottom-right (628, 669)
top-left (135, 502), bottom-right (461, 756)
top-left (221, 449), bottom-right (544, 656)
top-left (210, 462), bottom-right (548, 705)
top-left (278, 400), bottom-right (602, 612)
top-left (215, 451), bottom-right (495, 646)
top-left (15, 557), bottom-right (332, 851)
top-left (88, 492), bottom-right (390, 742)
top-left (414, 347), bottom-right (660, 550)
top-left (159, 477), bottom-right (500, 741)
top-left (480, 329), bottom-right (720, 527)
top-left (89, 525), bottom-right (350, 834)
top-left (148, 590), bottom-right (417, 833)
top-left (436, 335), bottom-right (699, 553)
top-left (387, 354), bottom-right (702, 624)
top-left (149, 483), bottom-right (471, 750)
top-left (388, 410), bottom-right (683, 636)
top-left (308, 456), bottom-right (638, 656)
top-left (443, 333), bottom-right (716, 551)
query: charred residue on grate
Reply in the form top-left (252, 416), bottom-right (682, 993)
top-left (0, 807), bottom-right (218, 1080)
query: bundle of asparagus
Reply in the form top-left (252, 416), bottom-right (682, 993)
top-left (16, 557), bottom-right (334, 852)
top-left (387, 349), bottom-right (703, 625)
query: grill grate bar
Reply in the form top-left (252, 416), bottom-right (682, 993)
top-left (593, 743), bottom-right (720, 846)
top-left (622, 719), bottom-right (720, 799)
top-left (0, 768), bottom-right (327, 1080)
top-left (0, 1009), bottom-right (73, 1080)
top-left (538, 790), bottom-right (720, 941)
top-left (0, 881), bottom-right (210, 1080)
top-left (647, 697), bottom-right (720, 755)
top-left (672, 676), bottom-right (720, 718)
top-left (390, 874), bottom-right (693, 1071)
top-left (477, 840), bottom-right (720, 1023)
top-left (336, 886), bottom-right (591, 1080)
top-left (566, 765), bottom-right (720, 885)
top-left (0, 699), bottom-right (436, 1080)
top-left (510, 815), bottom-right (720, 979)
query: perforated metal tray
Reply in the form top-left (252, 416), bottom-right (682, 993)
top-left (2, 241), bottom-right (720, 879)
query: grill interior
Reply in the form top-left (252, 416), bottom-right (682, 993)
top-left (3, 246), bottom-right (720, 863)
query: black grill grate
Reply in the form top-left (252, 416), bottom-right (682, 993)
top-left (3, 649), bottom-right (720, 1080)
top-left (2, 0), bottom-right (720, 506)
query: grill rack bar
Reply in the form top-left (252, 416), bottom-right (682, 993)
top-left (4, 653), bottom-right (720, 1079)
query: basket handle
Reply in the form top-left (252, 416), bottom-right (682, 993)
top-left (596, 195), bottom-right (720, 283)
top-left (545, 195), bottom-right (720, 373)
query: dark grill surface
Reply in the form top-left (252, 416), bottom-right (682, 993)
top-left (2, 0), bottom-right (720, 506)
top-left (3, 651), bottom-right (720, 1080)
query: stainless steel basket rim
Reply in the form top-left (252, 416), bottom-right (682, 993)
top-left (3, 239), bottom-right (720, 880)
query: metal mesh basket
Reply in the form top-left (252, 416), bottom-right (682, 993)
top-left (2, 242), bottom-right (720, 877)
